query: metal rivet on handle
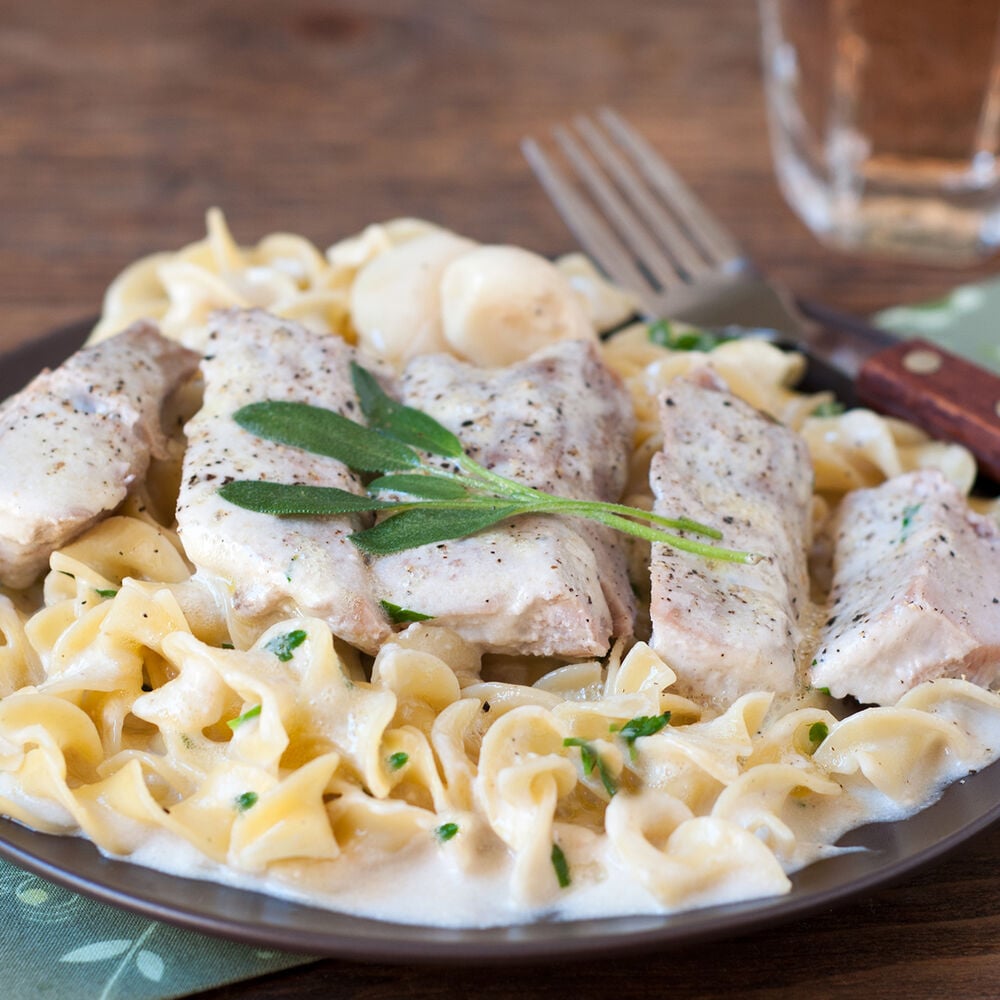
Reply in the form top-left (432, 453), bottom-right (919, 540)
top-left (902, 349), bottom-right (943, 375)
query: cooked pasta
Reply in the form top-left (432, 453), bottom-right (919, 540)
top-left (0, 213), bottom-right (998, 927)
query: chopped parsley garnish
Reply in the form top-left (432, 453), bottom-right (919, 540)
top-left (235, 791), bottom-right (258, 812)
top-left (648, 319), bottom-right (736, 353)
top-left (899, 503), bottom-right (922, 544)
top-left (388, 751), bottom-right (409, 771)
top-left (808, 721), bottom-right (829, 747)
top-left (551, 843), bottom-right (571, 888)
top-left (380, 600), bottom-right (435, 624)
top-left (264, 629), bottom-right (308, 661)
top-left (435, 822), bottom-right (459, 842)
top-left (95, 588), bottom-right (119, 599)
top-left (612, 712), bottom-right (672, 761)
top-left (563, 737), bottom-right (617, 796)
top-left (221, 642), bottom-right (235, 649)
top-left (811, 399), bottom-right (845, 417)
top-left (227, 704), bottom-right (262, 730)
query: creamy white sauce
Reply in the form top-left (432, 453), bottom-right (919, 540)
top-left (90, 698), bottom-right (1000, 928)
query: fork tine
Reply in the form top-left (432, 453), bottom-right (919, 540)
top-left (552, 123), bottom-right (684, 294)
top-left (598, 107), bottom-right (743, 267)
top-left (572, 114), bottom-right (711, 280)
top-left (523, 109), bottom-right (752, 322)
top-left (520, 136), bottom-right (656, 301)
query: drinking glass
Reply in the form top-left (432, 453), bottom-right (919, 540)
top-left (759, 0), bottom-right (1000, 264)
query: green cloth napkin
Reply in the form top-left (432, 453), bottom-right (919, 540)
top-left (2, 276), bottom-right (998, 1000)
top-left (874, 278), bottom-right (1000, 373)
top-left (0, 858), bottom-right (311, 999)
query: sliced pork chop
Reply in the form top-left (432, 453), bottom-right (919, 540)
top-left (176, 309), bottom-right (391, 652)
top-left (649, 379), bottom-right (813, 705)
top-left (0, 322), bottom-right (198, 589)
top-left (810, 469), bottom-right (1000, 705)
top-left (375, 516), bottom-right (617, 656)
top-left (372, 339), bottom-right (637, 657)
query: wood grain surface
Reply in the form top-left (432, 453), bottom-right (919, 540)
top-left (3, 1), bottom-right (1000, 997)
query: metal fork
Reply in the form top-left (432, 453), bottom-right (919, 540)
top-left (521, 107), bottom-right (817, 342)
top-left (522, 108), bottom-right (1000, 481)
top-left (522, 109), bottom-right (1000, 482)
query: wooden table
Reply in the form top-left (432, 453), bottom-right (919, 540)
top-left (3, 1), bottom-right (1000, 997)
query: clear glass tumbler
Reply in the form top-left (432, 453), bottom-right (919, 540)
top-left (759, 0), bottom-right (1000, 264)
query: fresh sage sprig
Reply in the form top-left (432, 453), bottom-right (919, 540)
top-left (217, 363), bottom-right (759, 563)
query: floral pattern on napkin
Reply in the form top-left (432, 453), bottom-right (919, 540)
top-left (0, 858), bottom-right (310, 1000)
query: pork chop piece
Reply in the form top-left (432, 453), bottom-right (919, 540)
top-left (810, 469), bottom-right (1000, 705)
top-left (372, 339), bottom-right (637, 657)
top-left (176, 308), bottom-right (391, 653)
top-left (649, 379), bottom-right (813, 705)
top-left (0, 322), bottom-right (199, 589)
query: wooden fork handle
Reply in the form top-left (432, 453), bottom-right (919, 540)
top-left (856, 337), bottom-right (1000, 482)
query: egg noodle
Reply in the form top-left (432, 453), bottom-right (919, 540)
top-left (1, 212), bottom-right (999, 926)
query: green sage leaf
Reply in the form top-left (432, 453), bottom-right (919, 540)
top-left (219, 481), bottom-right (396, 516)
top-left (234, 400), bottom-right (420, 472)
top-left (350, 503), bottom-right (526, 554)
top-left (351, 363), bottom-right (464, 458)
top-left (367, 474), bottom-right (470, 500)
